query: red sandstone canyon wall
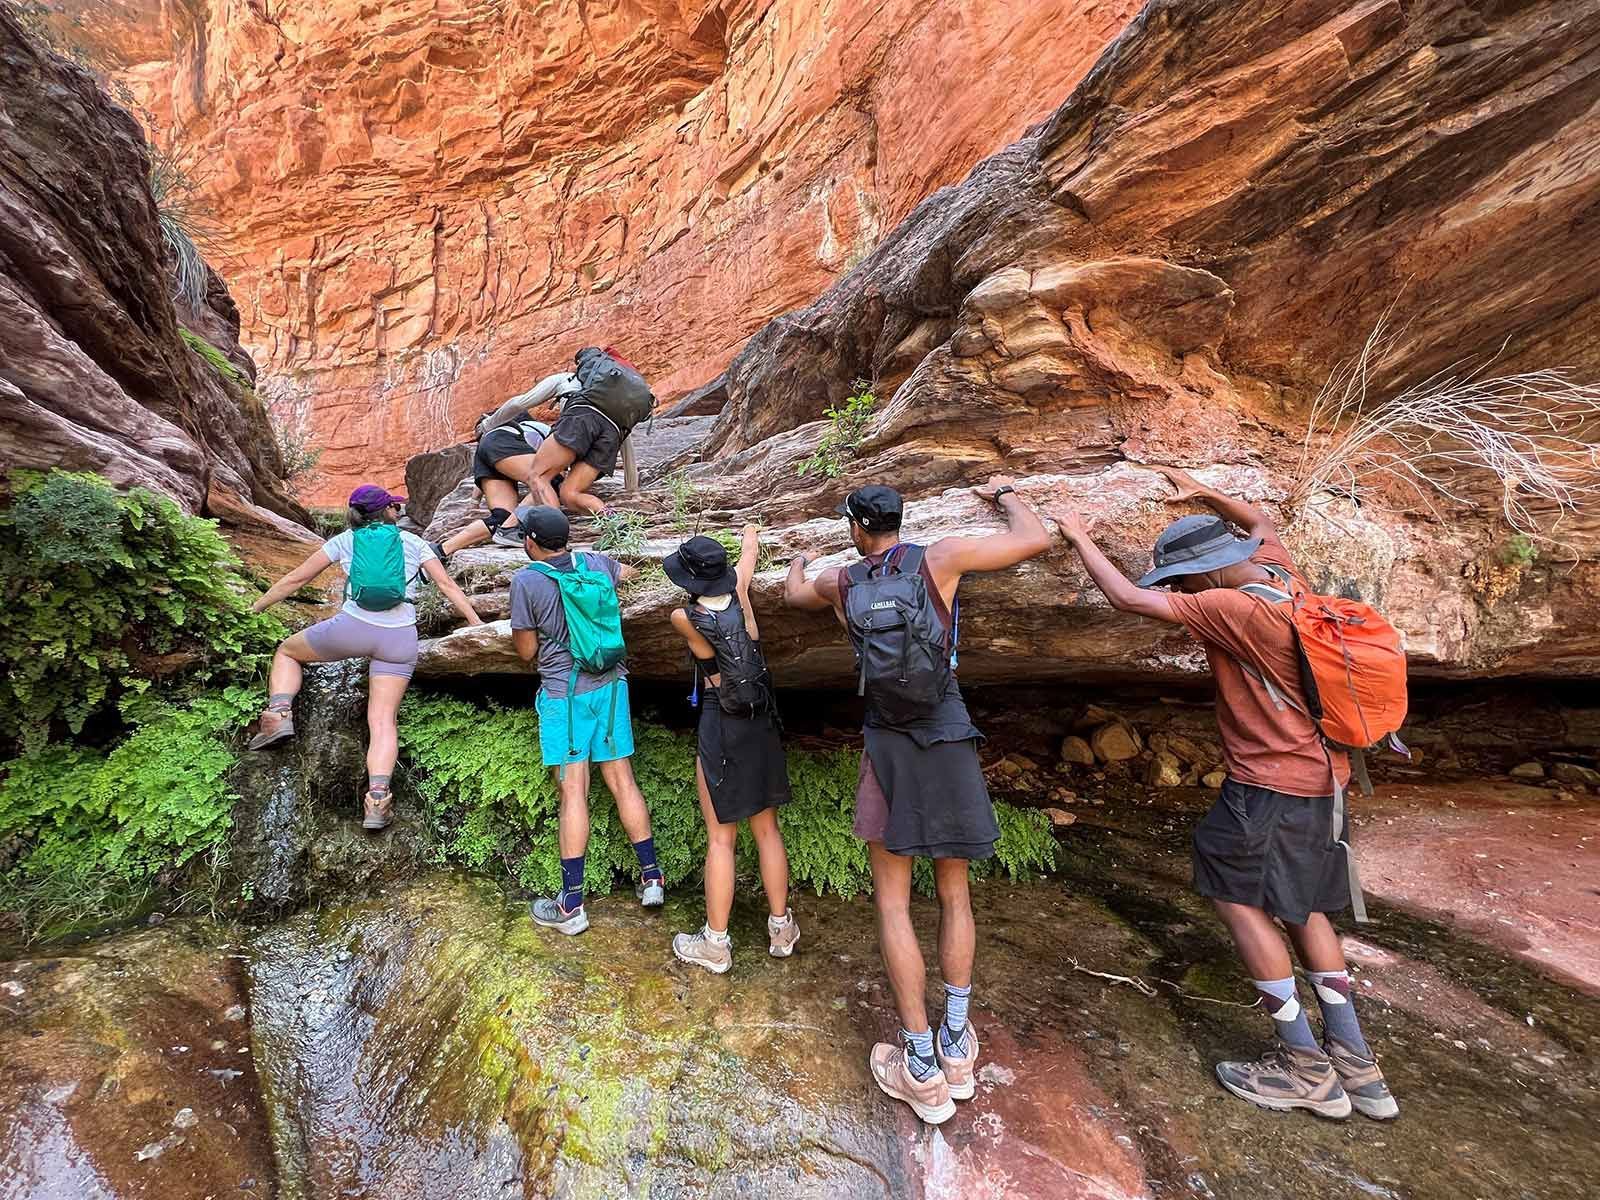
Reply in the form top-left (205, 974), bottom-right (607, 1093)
top-left (54, 0), bottom-right (1139, 504)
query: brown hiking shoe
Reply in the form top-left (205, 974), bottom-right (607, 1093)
top-left (672, 927), bottom-right (733, 975)
top-left (935, 1026), bottom-right (979, 1101)
top-left (1324, 1037), bottom-right (1400, 1119)
top-left (1215, 1042), bottom-right (1351, 1118)
top-left (767, 909), bottom-right (800, 958)
top-left (869, 1042), bottom-right (955, 1125)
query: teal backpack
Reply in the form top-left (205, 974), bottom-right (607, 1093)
top-left (528, 553), bottom-right (627, 759)
top-left (345, 524), bottom-right (415, 611)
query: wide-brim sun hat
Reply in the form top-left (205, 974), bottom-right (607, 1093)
top-left (664, 535), bottom-right (738, 596)
top-left (1136, 514), bottom-right (1262, 587)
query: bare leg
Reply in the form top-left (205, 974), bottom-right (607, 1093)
top-left (266, 630), bottom-right (331, 699)
top-left (1285, 912), bottom-right (1350, 974)
top-left (558, 461), bottom-right (607, 516)
top-left (364, 672), bottom-right (410, 781)
top-left (932, 858), bottom-right (974, 990)
top-left (696, 759), bottom-right (736, 931)
top-left (528, 436), bottom-right (578, 509)
top-left (1212, 898), bottom-right (1294, 979)
top-left (556, 759), bottom-right (591, 860)
top-left (747, 806), bottom-right (790, 919)
top-left (869, 841), bottom-right (928, 1033)
top-left (441, 475), bottom-right (522, 555)
top-left (597, 756), bottom-right (654, 843)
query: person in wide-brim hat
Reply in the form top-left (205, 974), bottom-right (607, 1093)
top-left (663, 535), bottom-right (739, 597)
top-left (1135, 513), bottom-right (1263, 589)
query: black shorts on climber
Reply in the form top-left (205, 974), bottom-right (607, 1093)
top-left (783, 476), bottom-right (1052, 1124)
top-left (1054, 464), bottom-right (1403, 1121)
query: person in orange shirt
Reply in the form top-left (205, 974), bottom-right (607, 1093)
top-left (1050, 468), bottom-right (1397, 1123)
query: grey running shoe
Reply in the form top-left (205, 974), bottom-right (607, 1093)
top-left (427, 540), bottom-right (448, 561)
top-left (672, 926), bottom-right (732, 974)
top-left (869, 1042), bottom-right (955, 1125)
top-left (636, 876), bottom-right (665, 907)
top-left (1324, 1037), bottom-right (1400, 1119)
top-left (491, 526), bottom-right (524, 548)
top-left (530, 897), bottom-right (589, 936)
top-left (767, 909), bottom-right (800, 958)
top-left (936, 1025), bottom-right (979, 1101)
top-left (1215, 1042), bottom-right (1351, 1118)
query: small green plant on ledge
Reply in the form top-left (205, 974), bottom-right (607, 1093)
top-left (797, 383), bottom-right (876, 478)
top-left (663, 467), bottom-right (699, 531)
top-left (1496, 533), bottom-right (1539, 566)
top-left (591, 508), bottom-right (647, 557)
top-left (179, 327), bottom-right (248, 390)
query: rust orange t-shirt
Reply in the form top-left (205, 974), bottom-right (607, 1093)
top-left (1165, 539), bottom-right (1350, 798)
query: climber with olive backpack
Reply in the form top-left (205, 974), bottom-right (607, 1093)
top-left (508, 505), bottom-right (665, 939)
top-left (1052, 463), bottom-right (1403, 1123)
top-left (522, 346), bottom-right (655, 517)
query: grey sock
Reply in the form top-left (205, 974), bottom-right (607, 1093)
top-left (1308, 970), bottom-right (1371, 1056)
top-left (268, 693), bottom-right (294, 712)
top-left (1253, 977), bottom-right (1319, 1051)
top-left (368, 773), bottom-right (391, 793)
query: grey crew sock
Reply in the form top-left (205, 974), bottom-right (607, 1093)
top-left (902, 1027), bottom-right (938, 1082)
top-left (268, 693), bottom-right (294, 713)
top-left (368, 773), bottom-right (391, 794)
top-left (1252, 977), bottom-right (1319, 1051)
top-left (1308, 970), bottom-right (1371, 1056)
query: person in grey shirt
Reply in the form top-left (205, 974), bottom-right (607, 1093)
top-left (510, 505), bottom-right (665, 937)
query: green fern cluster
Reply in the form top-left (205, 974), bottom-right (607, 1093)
top-left (796, 386), bottom-right (876, 479)
top-left (0, 471), bottom-right (284, 747)
top-left (0, 686), bottom-right (260, 939)
top-left (397, 693), bottom-right (1057, 900)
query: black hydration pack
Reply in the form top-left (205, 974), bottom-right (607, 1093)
top-left (687, 599), bottom-right (772, 717)
top-left (843, 545), bottom-right (954, 724)
top-left (572, 347), bottom-right (654, 436)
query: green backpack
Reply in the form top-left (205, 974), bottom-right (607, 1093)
top-left (345, 524), bottom-right (414, 611)
top-left (527, 552), bottom-right (626, 674)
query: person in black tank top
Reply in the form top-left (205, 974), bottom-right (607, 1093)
top-left (784, 479), bottom-right (1051, 1125)
top-left (664, 527), bottom-right (798, 974)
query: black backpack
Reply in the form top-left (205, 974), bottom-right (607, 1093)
top-left (572, 347), bottom-right (654, 436)
top-left (843, 545), bottom-right (954, 723)
top-left (688, 600), bottom-right (772, 717)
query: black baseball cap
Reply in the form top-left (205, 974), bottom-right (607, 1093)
top-left (515, 505), bottom-right (569, 549)
top-left (835, 485), bottom-right (903, 532)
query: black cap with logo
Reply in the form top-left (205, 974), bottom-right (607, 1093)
top-left (515, 505), bottom-right (570, 550)
top-left (834, 485), bottom-right (903, 532)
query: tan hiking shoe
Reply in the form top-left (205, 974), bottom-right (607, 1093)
top-left (1324, 1037), bottom-right (1400, 1119)
top-left (768, 910), bottom-right (800, 958)
top-left (1215, 1042), bottom-right (1351, 1118)
top-left (935, 1026), bottom-right (979, 1101)
top-left (672, 927), bottom-right (732, 974)
top-left (869, 1042), bottom-right (955, 1125)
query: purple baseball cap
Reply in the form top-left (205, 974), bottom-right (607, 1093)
top-left (348, 484), bottom-right (406, 513)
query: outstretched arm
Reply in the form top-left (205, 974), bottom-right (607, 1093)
top-left (734, 523), bottom-right (761, 591)
top-left (1152, 466), bottom-right (1277, 542)
top-left (420, 558), bottom-right (484, 625)
top-left (783, 553), bottom-right (842, 614)
top-left (926, 476), bottom-right (1052, 584)
top-left (251, 549), bottom-right (333, 612)
top-left (1048, 505), bottom-right (1181, 624)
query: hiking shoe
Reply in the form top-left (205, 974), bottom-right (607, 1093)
top-left (246, 708), bottom-right (294, 750)
top-left (1215, 1043), bottom-right (1351, 1118)
top-left (672, 927), bottom-right (732, 974)
top-left (1325, 1037), bottom-right (1400, 1120)
top-left (767, 910), bottom-right (800, 958)
top-left (636, 876), bottom-right (665, 907)
top-left (869, 1042), bottom-right (955, 1125)
top-left (936, 1025), bottom-right (979, 1101)
top-left (427, 540), bottom-right (448, 561)
top-left (530, 897), bottom-right (589, 936)
top-left (491, 526), bottom-right (524, 548)
top-left (361, 786), bottom-right (393, 831)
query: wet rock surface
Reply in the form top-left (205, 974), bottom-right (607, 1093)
top-left (5, 780), bottom-right (1599, 1199)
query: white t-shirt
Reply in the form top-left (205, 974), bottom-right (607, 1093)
top-left (322, 528), bottom-right (438, 627)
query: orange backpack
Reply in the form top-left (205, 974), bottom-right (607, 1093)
top-left (1237, 565), bottom-right (1410, 924)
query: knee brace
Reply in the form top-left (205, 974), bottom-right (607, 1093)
top-left (482, 506), bottom-right (512, 535)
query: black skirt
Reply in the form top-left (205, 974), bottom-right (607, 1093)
top-left (697, 690), bottom-right (791, 824)
top-left (1192, 779), bottom-right (1351, 924)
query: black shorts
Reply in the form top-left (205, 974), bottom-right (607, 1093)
top-left (552, 404), bottom-right (623, 477)
top-left (472, 427), bottom-right (536, 484)
top-left (1192, 779), bottom-right (1351, 925)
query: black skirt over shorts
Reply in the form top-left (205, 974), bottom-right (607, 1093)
top-left (696, 687), bottom-right (791, 824)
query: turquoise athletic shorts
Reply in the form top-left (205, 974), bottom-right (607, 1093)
top-left (536, 679), bottom-right (634, 768)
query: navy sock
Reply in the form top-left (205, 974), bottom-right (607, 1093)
top-left (902, 1028), bottom-right (938, 1082)
top-left (633, 837), bottom-right (663, 884)
top-left (1253, 977), bottom-right (1319, 1051)
top-left (1309, 970), bottom-right (1371, 1056)
top-left (559, 855), bottom-right (584, 912)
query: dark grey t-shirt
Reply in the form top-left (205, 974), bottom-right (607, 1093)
top-left (509, 551), bottom-right (627, 698)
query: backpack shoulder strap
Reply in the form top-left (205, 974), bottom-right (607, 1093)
top-left (844, 559), bottom-right (873, 586)
top-left (1238, 581), bottom-right (1293, 604)
top-left (894, 544), bottom-right (926, 575)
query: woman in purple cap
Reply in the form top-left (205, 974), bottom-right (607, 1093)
top-left (246, 484), bottom-right (484, 829)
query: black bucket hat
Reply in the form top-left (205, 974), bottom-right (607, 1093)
top-left (1136, 515), bottom-right (1262, 587)
top-left (663, 535), bottom-right (737, 596)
